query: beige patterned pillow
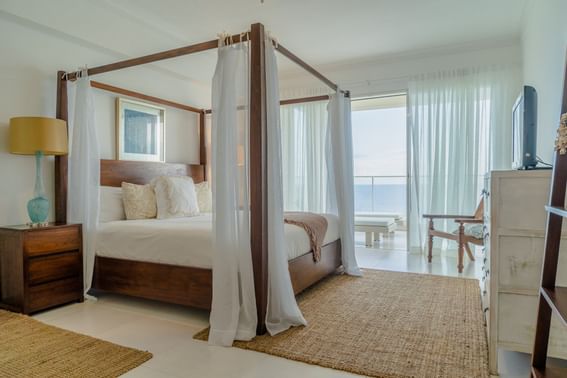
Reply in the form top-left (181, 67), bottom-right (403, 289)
top-left (194, 181), bottom-right (212, 213)
top-left (121, 182), bottom-right (157, 220)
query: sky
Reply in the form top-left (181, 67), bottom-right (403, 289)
top-left (352, 102), bottom-right (407, 178)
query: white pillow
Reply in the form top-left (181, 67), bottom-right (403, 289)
top-left (194, 181), bottom-right (212, 213)
top-left (166, 176), bottom-right (200, 216)
top-left (99, 186), bottom-right (125, 222)
top-left (151, 176), bottom-right (199, 219)
top-left (151, 177), bottom-right (171, 219)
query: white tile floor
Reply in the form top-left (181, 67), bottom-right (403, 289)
top-left (32, 232), bottom-right (536, 378)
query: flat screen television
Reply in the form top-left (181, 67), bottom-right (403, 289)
top-left (512, 85), bottom-right (538, 170)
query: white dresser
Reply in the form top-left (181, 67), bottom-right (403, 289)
top-left (483, 170), bottom-right (567, 375)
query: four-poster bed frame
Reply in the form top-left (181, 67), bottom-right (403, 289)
top-left (55, 23), bottom-right (346, 334)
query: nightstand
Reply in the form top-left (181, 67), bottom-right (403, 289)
top-left (0, 223), bottom-right (83, 314)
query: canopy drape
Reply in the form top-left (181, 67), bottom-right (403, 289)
top-left (208, 41), bottom-right (257, 346)
top-left (265, 40), bottom-right (307, 335)
top-left (209, 38), bottom-right (361, 345)
top-left (68, 71), bottom-right (100, 293)
top-left (408, 66), bottom-right (520, 254)
top-left (326, 93), bottom-right (362, 276)
top-left (281, 99), bottom-right (328, 212)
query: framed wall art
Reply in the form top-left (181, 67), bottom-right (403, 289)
top-left (116, 98), bottom-right (165, 162)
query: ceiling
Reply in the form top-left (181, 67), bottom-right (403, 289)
top-left (0, 0), bottom-right (527, 101)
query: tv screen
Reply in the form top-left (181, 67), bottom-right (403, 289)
top-left (512, 86), bottom-right (537, 169)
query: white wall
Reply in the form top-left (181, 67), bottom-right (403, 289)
top-left (93, 90), bottom-right (199, 162)
top-left (522, 0), bottom-right (567, 164)
top-left (0, 15), bottom-right (204, 226)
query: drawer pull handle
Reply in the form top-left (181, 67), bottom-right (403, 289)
top-left (483, 307), bottom-right (489, 313)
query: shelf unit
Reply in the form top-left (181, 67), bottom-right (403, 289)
top-left (531, 52), bottom-right (567, 377)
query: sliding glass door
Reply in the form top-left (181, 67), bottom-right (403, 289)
top-left (352, 94), bottom-right (408, 248)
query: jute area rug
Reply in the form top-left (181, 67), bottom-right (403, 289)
top-left (0, 310), bottom-right (152, 378)
top-left (195, 269), bottom-right (489, 378)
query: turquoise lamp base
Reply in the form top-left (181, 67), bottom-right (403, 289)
top-left (27, 196), bottom-right (49, 224)
top-left (27, 151), bottom-right (49, 226)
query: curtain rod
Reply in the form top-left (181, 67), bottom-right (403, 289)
top-left (90, 81), bottom-right (203, 114)
top-left (63, 26), bottom-right (345, 95)
top-left (273, 43), bottom-right (340, 93)
top-left (203, 94), bottom-right (333, 114)
top-left (64, 33), bottom-right (249, 81)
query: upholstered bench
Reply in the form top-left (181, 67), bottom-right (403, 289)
top-left (354, 217), bottom-right (397, 247)
top-left (356, 212), bottom-right (405, 227)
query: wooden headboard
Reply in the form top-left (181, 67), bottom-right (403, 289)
top-left (100, 159), bottom-right (205, 187)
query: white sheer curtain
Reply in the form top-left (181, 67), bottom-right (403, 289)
top-left (68, 71), bottom-right (100, 293)
top-left (265, 40), bottom-right (307, 335)
top-left (281, 100), bottom-right (328, 212)
top-left (327, 93), bottom-right (362, 276)
top-left (408, 66), bottom-right (520, 254)
top-left (208, 41), bottom-right (257, 346)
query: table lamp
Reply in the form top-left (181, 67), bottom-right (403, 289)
top-left (9, 117), bottom-right (68, 226)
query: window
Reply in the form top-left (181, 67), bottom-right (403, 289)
top-left (352, 95), bottom-right (407, 216)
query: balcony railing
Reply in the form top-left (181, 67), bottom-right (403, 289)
top-left (354, 175), bottom-right (407, 214)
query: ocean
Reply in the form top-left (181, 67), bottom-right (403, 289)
top-left (354, 183), bottom-right (406, 214)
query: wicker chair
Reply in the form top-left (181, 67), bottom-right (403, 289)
top-left (422, 198), bottom-right (484, 273)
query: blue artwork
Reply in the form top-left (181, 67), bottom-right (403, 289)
top-left (124, 109), bottom-right (158, 155)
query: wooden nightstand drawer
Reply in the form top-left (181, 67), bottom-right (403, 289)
top-left (24, 227), bottom-right (81, 257)
top-left (28, 277), bottom-right (82, 312)
top-left (28, 251), bottom-right (81, 285)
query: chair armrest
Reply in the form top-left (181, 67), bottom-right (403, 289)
top-left (422, 214), bottom-right (475, 219)
top-left (454, 218), bottom-right (483, 224)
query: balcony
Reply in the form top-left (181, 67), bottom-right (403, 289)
top-left (354, 175), bottom-right (407, 216)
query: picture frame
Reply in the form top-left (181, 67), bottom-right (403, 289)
top-left (116, 98), bottom-right (166, 162)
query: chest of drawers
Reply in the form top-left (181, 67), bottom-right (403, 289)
top-left (483, 170), bottom-right (567, 375)
top-left (0, 223), bottom-right (83, 314)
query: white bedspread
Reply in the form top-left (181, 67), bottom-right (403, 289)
top-left (96, 213), bottom-right (339, 269)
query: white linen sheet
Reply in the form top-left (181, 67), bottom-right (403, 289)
top-left (95, 213), bottom-right (339, 269)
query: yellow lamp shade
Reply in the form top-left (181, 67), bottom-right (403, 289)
top-left (9, 117), bottom-right (68, 155)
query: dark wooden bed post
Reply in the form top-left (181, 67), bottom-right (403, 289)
top-left (199, 110), bottom-right (207, 180)
top-left (55, 71), bottom-right (68, 224)
top-left (249, 22), bottom-right (269, 335)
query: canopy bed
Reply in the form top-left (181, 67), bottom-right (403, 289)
top-left (54, 23), bottom-right (359, 344)
top-left (92, 159), bottom-right (342, 311)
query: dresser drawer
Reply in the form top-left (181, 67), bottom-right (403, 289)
top-left (24, 227), bottom-right (81, 257)
top-left (27, 277), bottom-right (82, 312)
top-left (498, 293), bottom-right (567, 357)
top-left (498, 235), bottom-right (567, 293)
top-left (28, 251), bottom-right (81, 285)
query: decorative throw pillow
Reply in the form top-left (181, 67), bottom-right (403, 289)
top-left (99, 186), bottom-right (125, 222)
top-left (151, 176), bottom-right (200, 218)
top-left (165, 176), bottom-right (200, 217)
top-left (121, 182), bottom-right (157, 220)
top-left (194, 181), bottom-right (212, 213)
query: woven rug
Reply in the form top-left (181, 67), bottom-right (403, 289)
top-left (195, 269), bottom-right (489, 378)
top-left (0, 310), bottom-right (152, 377)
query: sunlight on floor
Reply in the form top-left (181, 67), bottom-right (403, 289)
top-left (355, 230), bottom-right (483, 279)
